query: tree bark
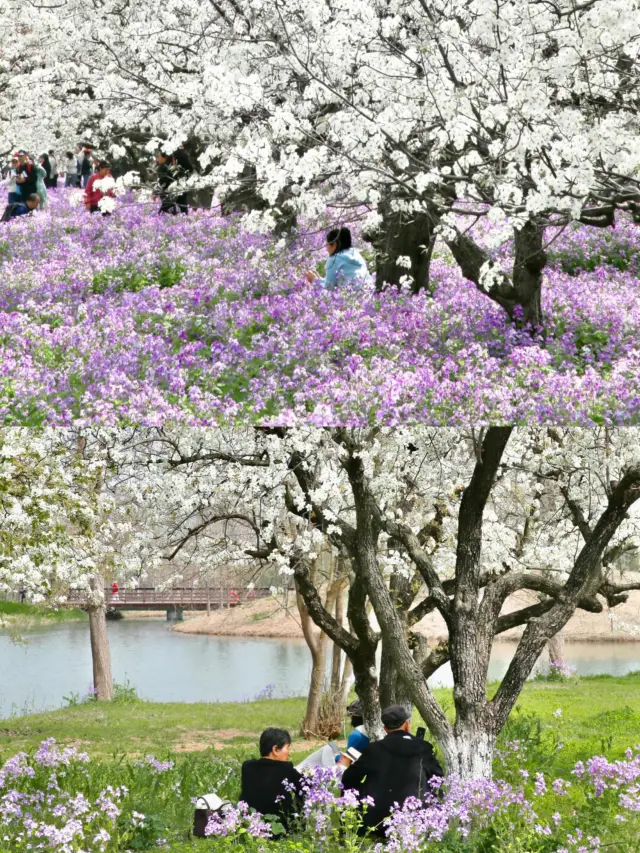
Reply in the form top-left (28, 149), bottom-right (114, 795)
top-left (441, 727), bottom-right (496, 780)
top-left (331, 589), bottom-right (345, 694)
top-left (87, 574), bottom-right (113, 701)
top-left (367, 200), bottom-right (438, 294)
top-left (547, 633), bottom-right (565, 666)
top-left (512, 220), bottom-right (546, 327)
top-left (303, 641), bottom-right (329, 735)
top-left (446, 219), bottom-right (547, 328)
top-left (297, 559), bottom-right (340, 735)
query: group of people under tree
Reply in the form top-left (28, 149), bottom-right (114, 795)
top-left (238, 702), bottom-right (443, 838)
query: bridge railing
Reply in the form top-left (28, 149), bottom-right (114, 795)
top-left (66, 587), bottom-right (274, 607)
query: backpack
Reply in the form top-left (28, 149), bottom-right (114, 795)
top-left (81, 153), bottom-right (93, 175)
top-left (1, 202), bottom-right (24, 222)
top-left (192, 793), bottom-right (233, 838)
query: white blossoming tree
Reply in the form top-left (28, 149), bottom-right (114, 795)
top-left (0, 429), bottom-right (160, 699)
top-left (3, 0), bottom-right (638, 325)
top-left (118, 426), bottom-right (640, 779)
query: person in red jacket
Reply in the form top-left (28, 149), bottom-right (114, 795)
top-left (84, 161), bottom-right (115, 215)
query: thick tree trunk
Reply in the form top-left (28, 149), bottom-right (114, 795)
top-left (547, 633), bottom-right (565, 666)
top-left (512, 220), bottom-right (546, 328)
top-left (379, 640), bottom-right (412, 708)
top-left (303, 642), bottom-right (329, 735)
top-left (368, 201), bottom-right (438, 294)
top-left (446, 219), bottom-right (547, 328)
top-left (297, 566), bottom-right (338, 735)
top-left (331, 586), bottom-right (349, 693)
top-left (87, 574), bottom-right (113, 701)
top-left (351, 652), bottom-right (385, 741)
top-left (338, 655), bottom-right (354, 706)
top-left (442, 727), bottom-right (496, 780)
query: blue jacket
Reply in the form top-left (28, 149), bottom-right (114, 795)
top-left (4, 202), bottom-right (30, 220)
top-left (322, 247), bottom-right (371, 291)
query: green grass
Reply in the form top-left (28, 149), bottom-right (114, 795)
top-left (3, 674), bottom-right (640, 853)
top-left (2, 672), bottom-right (640, 768)
top-left (0, 600), bottom-right (87, 622)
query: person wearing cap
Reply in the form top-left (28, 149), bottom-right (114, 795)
top-left (341, 704), bottom-right (444, 837)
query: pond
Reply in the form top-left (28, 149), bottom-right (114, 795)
top-left (1, 619), bottom-right (639, 717)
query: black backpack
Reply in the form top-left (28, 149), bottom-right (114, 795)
top-left (81, 153), bottom-right (93, 175)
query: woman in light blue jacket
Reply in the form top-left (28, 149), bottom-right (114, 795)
top-left (306, 227), bottom-right (372, 290)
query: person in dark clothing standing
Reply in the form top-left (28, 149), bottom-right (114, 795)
top-left (80, 147), bottom-right (94, 188)
top-left (39, 153), bottom-right (52, 187)
top-left (240, 728), bottom-right (304, 830)
top-left (155, 149), bottom-right (192, 214)
top-left (341, 705), bottom-right (444, 838)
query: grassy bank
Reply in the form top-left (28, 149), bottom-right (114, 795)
top-left (2, 671), bottom-right (640, 771)
top-left (0, 600), bottom-right (87, 624)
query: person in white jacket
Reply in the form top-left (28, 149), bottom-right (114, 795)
top-left (3, 156), bottom-right (20, 203)
top-left (64, 151), bottom-right (78, 187)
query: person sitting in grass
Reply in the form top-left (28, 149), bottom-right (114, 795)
top-left (341, 704), bottom-right (443, 837)
top-left (240, 728), bottom-right (304, 831)
top-left (336, 699), bottom-right (370, 767)
top-left (295, 699), bottom-right (371, 772)
top-left (305, 226), bottom-right (372, 291)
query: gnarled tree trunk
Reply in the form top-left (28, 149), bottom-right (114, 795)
top-left (441, 728), bottom-right (496, 780)
top-left (446, 218), bottom-right (547, 329)
top-left (367, 199), bottom-right (439, 294)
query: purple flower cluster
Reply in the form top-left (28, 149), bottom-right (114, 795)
top-left (0, 740), bottom-right (123, 852)
top-left (134, 754), bottom-right (175, 774)
top-left (1, 193), bottom-right (639, 425)
top-left (3, 740), bottom-right (640, 850)
top-left (548, 660), bottom-right (578, 680)
top-left (205, 800), bottom-right (273, 838)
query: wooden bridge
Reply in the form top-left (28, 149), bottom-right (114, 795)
top-left (66, 586), bottom-right (273, 619)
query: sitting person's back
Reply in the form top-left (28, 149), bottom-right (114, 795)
top-left (240, 728), bottom-right (303, 830)
top-left (341, 705), bottom-right (443, 836)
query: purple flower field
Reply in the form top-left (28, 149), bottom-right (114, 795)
top-left (3, 738), bottom-right (640, 851)
top-left (1, 192), bottom-right (638, 425)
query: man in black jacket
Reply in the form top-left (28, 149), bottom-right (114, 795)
top-left (341, 705), bottom-right (444, 837)
top-left (240, 728), bottom-right (304, 831)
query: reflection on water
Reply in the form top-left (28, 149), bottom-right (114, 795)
top-left (1, 619), bottom-right (640, 716)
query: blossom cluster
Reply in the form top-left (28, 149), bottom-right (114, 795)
top-left (1, 193), bottom-right (639, 425)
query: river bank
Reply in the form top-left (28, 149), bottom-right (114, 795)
top-left (0, 600), bottom-right (87, 629)
top-left (173, 591), bottom-right (640, 642)
top-left (2, 672), bottom-right (640, 771)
